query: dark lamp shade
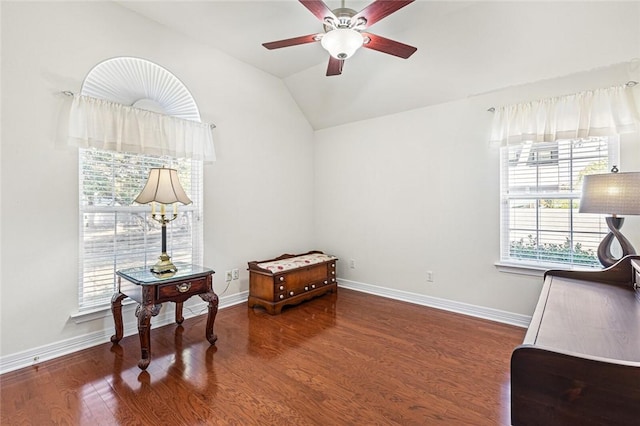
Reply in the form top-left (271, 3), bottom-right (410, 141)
top-left (134, 168), bottom-right (192, 205)
top-left (579, 172), bottom-right (640, 216)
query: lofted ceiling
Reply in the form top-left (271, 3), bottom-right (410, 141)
top-left (118, 1), bottom-right (639, 129)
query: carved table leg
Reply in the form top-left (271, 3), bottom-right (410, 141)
top-left (200, 291), bottom-right (219, 345)
top-left (175, 301), bottom-right (184, 324)
top-left (110, 292), bottom-right (127, 343)
top-left (135, 300), bottom-right (162, 370)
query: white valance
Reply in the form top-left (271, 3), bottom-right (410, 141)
top-left (68, 95), bottom-right (216, 162)
top-left (489, 84), bottom-right (639, 147)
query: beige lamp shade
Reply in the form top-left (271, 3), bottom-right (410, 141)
top-left (134, 167), bottom-right (192, 205)
top-left (579, 172), bottom-right (640, 216)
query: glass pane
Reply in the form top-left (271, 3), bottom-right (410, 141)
top-left (536, 230), bottom-right (572, 263)
top-left (571, 232), bottom-right (601, 266)
top-left (508, 230), bottom-right (539, 261)
top-left (501, 137), bottom-right (613, 268)
top-left (79, 148), bottom-right (203, 309)
top-left (83, 213), bottom-right (115, 257)
top-left (538, 201), bottom-right (570, 232)
top-left (506, 199), bottom-right (602, 267)
top-left (508, 199), bottom-right (537, 232)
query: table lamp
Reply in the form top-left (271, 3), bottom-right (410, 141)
top-left (579, 167), bottom-right (640, 267)
top-left (135, 167), bottom-right (192, 275)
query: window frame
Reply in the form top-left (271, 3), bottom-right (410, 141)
top-left (77, 148), bottom-right (203, 312)
top-left (498, 136), bottom-right (619, 271)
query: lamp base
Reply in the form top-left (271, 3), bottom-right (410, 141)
top-left (597, 216), bottom-right (637, 268)
top-left (150, 252), bottom-right (178, 277)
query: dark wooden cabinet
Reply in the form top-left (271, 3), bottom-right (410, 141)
top-left (510, 255), bottom-right (640, 425)
top-left (248, 251), bottom-right (338, 314)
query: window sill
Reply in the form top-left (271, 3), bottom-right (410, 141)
top-left (69, 299), bottom-right (137, 324)
top-left (495, 260), bottom-right (601, 277)
top-left (494, 261), bottom-right (548, 277)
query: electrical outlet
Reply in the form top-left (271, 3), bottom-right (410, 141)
top-left (232, 268), bottom-right (239, 280)
top-left (349, 259), bottom-right (356, 269)
top-left (225, 270), bottom-right (232, 282)
top-left (427, 271), bottom-right (434, 282)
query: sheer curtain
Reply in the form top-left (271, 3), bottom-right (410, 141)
top-left (489, 84), bottom-right (639, 146)
top-left (68, 95), bottom-right (216, 163)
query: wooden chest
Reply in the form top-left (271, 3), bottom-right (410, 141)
top-left (247, 251), bottom-right (338, 314)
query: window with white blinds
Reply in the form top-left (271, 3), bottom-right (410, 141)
top-left (500, 137), bottom-right (618, 268)
top-left (78, 148), bottom-right (203, 310)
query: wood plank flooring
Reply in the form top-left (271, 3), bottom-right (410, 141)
top-left (0, 289), bottom-right (525, 425)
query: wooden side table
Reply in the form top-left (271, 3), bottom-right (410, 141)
top-left (111, 263), bottom-right (218, 370)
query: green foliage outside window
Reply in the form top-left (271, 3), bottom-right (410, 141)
top-left (510, 234), bottom-right (599, 267)
top-left (539, 199), bottom-right (579, 209)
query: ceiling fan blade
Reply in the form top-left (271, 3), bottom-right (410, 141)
top-left (262, 34), bottom-right (320, 50)
top-left (353, 0), bottom-right (415, 28)
top-left (362, 33), bottom-right (417, 59)
top-left (326, 56), bottom-right (344, 76)
top-left (299, 0), bottom-right (337, 23)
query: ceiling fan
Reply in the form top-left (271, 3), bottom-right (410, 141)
top-left (262, 0), bottom-right (417, 76)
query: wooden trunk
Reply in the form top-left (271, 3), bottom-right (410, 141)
top-left (247, 251), bottom-right (338, 315)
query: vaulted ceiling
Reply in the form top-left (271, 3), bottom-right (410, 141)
top-left (119, 1), bottom-right (640, 129)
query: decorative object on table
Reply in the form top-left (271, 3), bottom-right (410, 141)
top-left (135, 167), bottom-right (192, 276)
top-left (579, 166), bottom-right (640, 267)
top-left (261, 0), bottom-right (417, 76)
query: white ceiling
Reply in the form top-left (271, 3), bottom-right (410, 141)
top-left (118, 1), bottom-right (639, 129)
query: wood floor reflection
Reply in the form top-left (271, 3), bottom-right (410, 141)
top-left (0, 289), bottom-right (524, 425)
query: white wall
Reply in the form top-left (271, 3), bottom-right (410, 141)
top-left (314, 65), bottom-right (640, 317)
top-left (2, 1), bottom-right (639, 370)
top-left (0, 2), bottom-right (314, 358)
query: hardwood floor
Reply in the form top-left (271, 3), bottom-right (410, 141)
top-left (0, 289), bottom-right (525, 425)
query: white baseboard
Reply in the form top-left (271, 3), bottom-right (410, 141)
top-left (0, 291), bottom-right (249, 375)
top-left (338, 279), bottom-right (531, 328)
top-left (1, 281), bottom-right (531, 375)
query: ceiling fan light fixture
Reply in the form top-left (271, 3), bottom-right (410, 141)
top-left (321, 28), bottom-right (363, 60)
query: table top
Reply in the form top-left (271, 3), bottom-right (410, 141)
top-left (536, 275), bottom-right (640, 362)
top-left (117, 263), bottom-right (214, 285)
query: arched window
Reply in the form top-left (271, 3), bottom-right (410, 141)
top-left (70, 57), bottom-right (213, 310)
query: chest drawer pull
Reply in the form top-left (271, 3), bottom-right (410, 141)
top-left (176, 282), bottom-right (192, 293)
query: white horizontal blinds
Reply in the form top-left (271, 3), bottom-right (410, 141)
top-left (500, 137), bottom-right (617, 267)
top-left (78, 148), bottom-right (203, 309)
